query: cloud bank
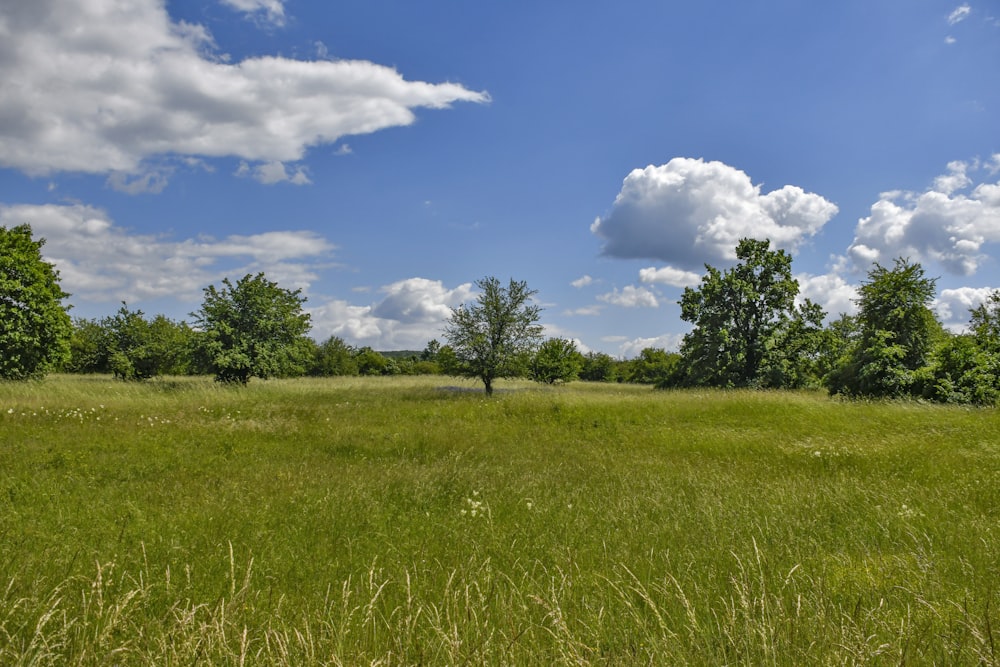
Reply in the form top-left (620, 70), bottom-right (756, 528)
top-left (310, 279), bottom-right (475, 350)
top-left (0, 203), bottom-right (334, 304)
top-left (0, 0), bottom-right (488, 181)
top-left (845, 158), bottom-right (1000, 276)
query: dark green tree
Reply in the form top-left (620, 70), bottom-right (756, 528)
top-left (922, 334), bottom-right (999, 405)
top-left (763, 299), bottom-right (828, 388)
top-left (530, 337), bottom-right (583, 384)
top-left (354, 347), bottom-right (392, 376)
top-left (443, 276), bottom-right (543, 395)
top-left (827, 258), bottom-right (941, 398)
top-left (309, 335), bottom-right (359, 376)
top-left (969, 289), bottom-right (1000, 353)
top-left (579, 351), bottom-right (620, 382)
top-left (674, 238), bottom-right (815, 388)
top-left (65, 317), bottom-right (112, 374)
top-left (0, 224), bottom-right (73, 379)
top-left (623, 347), bottom-right (680, 385)
top-left (192, 273), bottom-right (311, 384)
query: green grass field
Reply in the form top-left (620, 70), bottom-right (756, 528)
top-left (1, 375), bottom-right (998, 665)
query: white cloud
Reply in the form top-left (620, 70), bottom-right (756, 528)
top-left (591, 158), bottom-right (838, 270)
top-left (571, 274), bottom-right (593, 288)
top-left (845, 160), bottom-right (1000, 275)
top-left (0, 0), bottom-right (488, 182)
top-left (0, 203), bottom-right (335, 305)
top-left (236, 160), bottom-right (311, 185)
top-left (221, 0), bottom-right (286, 26)
top-left (934, 286), bottom-right (996, 329)
top-left (597, 285), bottom-right (659, 308)
top-left (948, 4), bottom-right (971, 25)
top-left (618, 334), bottom-right (684, 358)
top-left (563, 305), bottom-right (604, 316)
top-left (310, 278), bottom-right (474, 349)
top-left (796, 272), bottom-right (859, 318)
top-left (638, 265), bottom-right (702, 288)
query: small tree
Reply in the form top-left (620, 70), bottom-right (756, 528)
top-left (530, 337), bottom-right (583, 384)
top-left (310, 335), bottom-right (359, 376)
top-left (443, 276), bottom-right (543, 395)
top-left (580, 351), bottom-right (620, 382)
top-left (193, 273), bottom-right (311, 384)
top-left (0, 224), bottom-right (73, 379)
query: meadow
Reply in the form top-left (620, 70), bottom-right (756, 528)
top-left (0, 375), bottom-right (998, 665)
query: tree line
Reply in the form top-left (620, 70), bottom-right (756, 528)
top-left (4, 224), bottom-right (1000, 404)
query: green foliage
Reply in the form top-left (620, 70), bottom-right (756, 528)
top-left (309, 335), bottom-right (359, 376)
top-left (530, 337), bottom-right (583, 384)
top-left (0, 224), bottom-right (73, 379)
top-left (970, 289), bottom-right (1000, 353)
top-left (444, 276), bottom-right (543, 395)
top-left (922, 334), bottom-right (1000, 405)
top-left (674, 238), bottom-right (816, 388)
top-left (65, 317), bottom-right (112, 374)
top-left (66, 307), bottom-right (195, 378)
top-left (354, 347), bottom-right (392, 376)
top-left (579, 351), bottom-right (620, 382)
top-left (827, 258), bottom-right (940, 398)
top-left (193, 273), bottom-right (312, 384)
top-left (761, 299), bottom-right (828, 388)
top-left (620, 347), bottom-right (678, 385)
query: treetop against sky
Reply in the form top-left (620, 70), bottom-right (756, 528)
top-left (0, 0), bottom-right (998, 356)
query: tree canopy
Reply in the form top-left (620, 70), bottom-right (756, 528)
top-left (0, 224), bottom-right (73, 380)
top-left (192, 273), bottom-right (312, 384)
top-left (827, 258), bottom-right (941, 398)
top-left (443, 276), bottom-right (543, 395)
top-left (671, 238), bottom-right (823, 388)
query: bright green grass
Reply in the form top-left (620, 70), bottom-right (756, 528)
top-left (1, 375), bottom-right (998, 664)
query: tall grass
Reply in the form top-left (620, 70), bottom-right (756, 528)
top-left (1, 375), bottom-right (998, 664)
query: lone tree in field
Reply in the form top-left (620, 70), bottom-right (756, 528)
top-left (0, 224), bottom-right (73, 379)
top-left (444, 276), bottom-right (543, 395)
top-left (193, 273), bottom-right (311, 384)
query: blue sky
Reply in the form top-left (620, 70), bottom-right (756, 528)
top-left (1, 0), bottom-right (999, 356)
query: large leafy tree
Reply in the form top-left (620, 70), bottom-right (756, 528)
top-left (193, 273), bottom-right (311, 384)
top-left (0, 224), bottom-right (73, 379)
top-left (827, 258), bottom-right (941, 398)
top-left (444, 276), bottom-right (543, 395)
top-left (674, 238), bottom-right (821, 388)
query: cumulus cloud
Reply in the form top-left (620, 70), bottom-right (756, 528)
top-left (221, 0), bottom-right (286, 26)
top-left (638, 265), bottom-right (702, 288)
top-left (236, 160), bottom-right (311, 185)
top-left (310, 278), bottom-right (474, 349)
top-left (845, 159), bottom-right (1000, 275)
top-left (934, 286), bottom-right (996, 329)
top-left (0, 0), bottom-right (488, 182)
top-left (597, 285), bottom-right (660, 308)
top-left (591, 158), bottom-right (838, 270)
top-left (571, 275), bottom-right (594, 288)
top-left (618, 334), bottom-right (684, 358)
top-left (0, 203), bottom-right (334, 305)
top-left (796, 272), bottom-right (859, 318)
